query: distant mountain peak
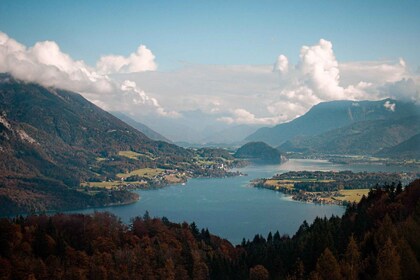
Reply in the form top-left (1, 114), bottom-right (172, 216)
top-left (111, 112), bottom-right (171, 143)
top-left (246, 99), bottom-right (420, 146)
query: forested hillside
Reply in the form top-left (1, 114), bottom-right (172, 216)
top-left (0, 75), bottom-right (232, 215)
top-left (1, 179), bottom-right (419, 279)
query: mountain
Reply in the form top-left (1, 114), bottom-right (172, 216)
top-left (138, 109), bottom-right (261, 144)
top-left (375, 133), bottom-right (420, 160)
top-left (111, 111), bottom-right (171, 142)
top-left (278, 116), bottom-right (420, 156)
top-left (0, 74), bottom-right (192, 214)
top-left (201, 124), bottom-right (262, 145)
top-left (234, 142), bottom-right (283, 163)
top-left (246, 99), bottom-right (420, 146)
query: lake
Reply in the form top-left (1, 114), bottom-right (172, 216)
top-left (74, 159), bottom-right (414, 244)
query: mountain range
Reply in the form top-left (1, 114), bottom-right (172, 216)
top-left (245, 99), bottom-right (420, 158)
top-left (0, 74), bottom-right (192, 214)
top-left (375, 133), bottom-right (420, 160)
top-left (246, 99), bottom-right (420, 147)
top-left (277, 116), bottom-right (420, 156)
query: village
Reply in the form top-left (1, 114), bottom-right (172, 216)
top-left (252, 170), bottom-right (417, 205)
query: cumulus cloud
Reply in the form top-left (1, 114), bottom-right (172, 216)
top-left (217, 108), bottom-right (286, 125)
top-left (120, 40), bottom-right (418, 127)
top-left (1, 31), bottom-right (418, 132)
top-left (120, 80), bottom-right (179, 117)
top-left (0, 31), bottom-right (172, 117)
top-left (273, 54), bottom-right (288, 74)
top-left (380, 77), bottom-right (420, 102)
top-left (263, 39), bottom-right (419, 124)
top-left (96, 45), bottom-right (157, 74)
top-left (298, 39), bottom-right (345, 100)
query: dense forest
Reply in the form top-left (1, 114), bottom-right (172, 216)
top-left (1, 179), bottom-right (419, 279)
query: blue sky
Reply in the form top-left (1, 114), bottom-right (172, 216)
top-left (1, 1), bottom-right (419, 142)
top-left (1, 0), bottom-right (419, 70)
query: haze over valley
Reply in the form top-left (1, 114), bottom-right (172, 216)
top-left (1, 1), bottom-right (419, 279)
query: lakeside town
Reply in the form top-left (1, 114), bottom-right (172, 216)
top-left (252, 170), bottom-right (419, 205)
top-left (80, 149), bottom-right (246, 192)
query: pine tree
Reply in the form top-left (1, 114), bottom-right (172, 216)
top-left (376, 238), bottom-right (401, 280)
top-left (341, 235), bottom-right (360, 280)
top-left (315, 248), bottom-right (343, 280)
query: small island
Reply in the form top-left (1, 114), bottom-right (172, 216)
top-left (252, 170), bottom-right (418, 205)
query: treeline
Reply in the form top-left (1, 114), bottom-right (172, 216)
top-left (272, 170), bottom-right (415, 191)
top-left (217, 179), bottom-right (420, 279)
top-left (0, 175), bottom-right (139, 216)
top-left (1, 180), bottom-right (419, 279)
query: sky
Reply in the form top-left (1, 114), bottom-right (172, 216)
top-left (0, 0), bottom-right (419, 142)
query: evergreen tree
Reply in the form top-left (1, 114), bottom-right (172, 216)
top-left (315, 248), bottom-right (343, 280)
top-left (376, 238), bottom-right (401, 280)
top-left (341, 235), bottom-right (360, 280)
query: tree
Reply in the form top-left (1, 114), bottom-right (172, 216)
top-left (250, 265), bottom-right (269, 280)
top-left (341, 235), bottom-right (360, 280)
top-left (288, 258), bottom-right (305, 280)
top-left (315, 248), bottom-right (343, 280)
top-left (143, 210), bottom-right (151, 220)
top-left (190, 222), bottom-right (199, 236)
top-left (376, 238), bottom-right (401, 280)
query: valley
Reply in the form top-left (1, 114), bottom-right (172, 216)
top-left (1, 3), bottom-right (419, 278)
top-left (0, 75), bottom-right (247, 215)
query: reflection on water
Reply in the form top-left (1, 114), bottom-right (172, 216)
top-left (74, 159), bottom-right (413, 244)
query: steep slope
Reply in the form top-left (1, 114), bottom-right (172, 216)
top-left (111, 111), bottom-right (171, 142)
top-left (0, 74), bottom-right (192, 214)
top-left (278, 116), bottom-right (420, 156)
top-left (246, 99), bottom-right (420, 146)
top-left (375, 133), bottom-right (420, 159)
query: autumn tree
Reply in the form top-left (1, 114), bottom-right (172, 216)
top-left (340, 235), bottom-right (361, 280)
top-left (250, 265), bottom-right (269, 280)
top-left (315, 248), bottom-right (343, 280)
top-left (376, 238), bottom-right (401, 280)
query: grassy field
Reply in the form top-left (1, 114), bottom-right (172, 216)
top-left (264, 179), bottom-right (335, 188)
top-left (81, 181), bottom-right (146, 189)
top-left (333, 189), bottom-right (370, 203)
top-left (118, 150), bottom-right (144, 160)
top-left (165, 173), bottom-right (186, 184)
top-left (117, 168), bottom-right (165, 179)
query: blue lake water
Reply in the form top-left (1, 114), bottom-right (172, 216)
top-left (74, 159), bottom-right (416, 244)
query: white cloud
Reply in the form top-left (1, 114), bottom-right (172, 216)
top-left (119, 41), bottom-right (418, 128)
top-left (265, 39), bottom-right (419, 124)
top-left (0, 31), bottom-right (172, 118)
top-left (218, 108), bottom-right (286, 125)
top-left (1, 31), bottom-right (418, 135)
top-left (380, 77), bottom-right (420, 102)
top-left (96, 45), bottom-right (157, 74)
top-left (120, 80), bottom-right (179, 117)
top-left (298, 39), bottom-right (345, 100)
top-left (273, 54), bottom-right (288, 74)
top-left (384, 100), bottom-right (396, 112)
